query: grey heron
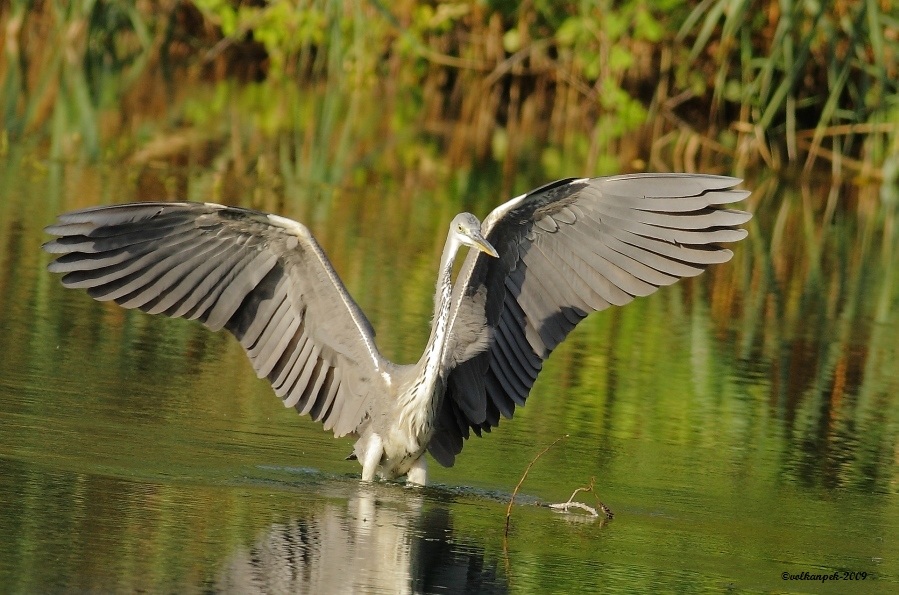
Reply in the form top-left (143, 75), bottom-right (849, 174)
top-left (43, 173), bottom-right (750, 486)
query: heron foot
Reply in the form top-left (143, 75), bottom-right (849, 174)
top-left (406, 456), bottom-right (428, 486)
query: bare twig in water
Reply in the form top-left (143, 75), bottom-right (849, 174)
top-left (504, 434), bottom-right (568, 538)
top-left (547, 477), bottom-right (614, 520)
top-left (548, 500), bottom-right (598, 515)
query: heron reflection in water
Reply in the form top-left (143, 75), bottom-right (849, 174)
top-left (44, 174), bottom-right (750, 486)
top-left (217, 485), bottom-right (506, 593)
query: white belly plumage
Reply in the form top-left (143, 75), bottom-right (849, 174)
top-left (366, 374), bottom-right (444, 480)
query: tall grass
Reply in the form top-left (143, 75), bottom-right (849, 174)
top-left (674, 0), bottom-right (898, 178)
top-left (1, 0), bottom-right (154, 160)
top-left (1, 1), bottom-right (896, 187)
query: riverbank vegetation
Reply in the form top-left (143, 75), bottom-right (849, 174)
top-left (1, 1), bottom-right (897, 195)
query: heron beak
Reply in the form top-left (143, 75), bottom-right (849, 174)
top-left (473, 234), bottom-right (499, 258)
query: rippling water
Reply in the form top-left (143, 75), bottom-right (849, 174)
top-left (1, 157), bottom-right (897, 593)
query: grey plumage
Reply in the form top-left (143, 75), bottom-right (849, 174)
top-left (43, 173), bottom-right (751, 485)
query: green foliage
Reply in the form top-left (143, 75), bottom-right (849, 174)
top-left (1, 0), bottom-right (895, 180)
top-left (677, 0), bottom-right (899, 173)
top-left (1, 0), bottom-right (151, 159)
top-left (194, 0), bottom-right (330, 77)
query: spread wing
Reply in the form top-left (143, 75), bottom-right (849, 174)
top-left (43, 202), bottom-right (388, 437)
top-left (429, 173), bottom-right (752, 466)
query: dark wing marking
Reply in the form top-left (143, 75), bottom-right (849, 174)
top-left (429, 174), bottom-right (751, 466)
top-left (43, 202), bottom-right (387, 437)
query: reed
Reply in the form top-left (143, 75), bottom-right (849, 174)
top-left (1, 1), bottom-right (895, 185)
top-left (0, 0), bottom-right (155, 160)
top-left (673, 0), bottom-right (898, 178)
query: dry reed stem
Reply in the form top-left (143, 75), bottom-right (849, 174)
top-left (794, 123), bottom-right (899, 138)
top-left (798, 138), bottom-right (882, 179)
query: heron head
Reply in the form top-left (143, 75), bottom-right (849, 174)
top-left (451, 213), bottom-right (498, 258)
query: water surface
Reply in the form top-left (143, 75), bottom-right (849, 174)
top-left (1, 156), bottom-right (897, 593)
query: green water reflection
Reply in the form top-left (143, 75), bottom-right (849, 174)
top-left (1, 153), bottom-right (898, 593)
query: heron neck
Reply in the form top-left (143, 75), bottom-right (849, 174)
top-left (415, 233), bottom-right (460, 380)
top-left (394, 234), bottom-right (459, 447)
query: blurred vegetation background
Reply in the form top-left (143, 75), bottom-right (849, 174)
top-left (1, 0), bottom-right (897, 208)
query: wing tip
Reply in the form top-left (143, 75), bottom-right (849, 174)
top-left (41, 239), bottom-right (66, 254)
top-left (705, 188), bottom-right (752, 205)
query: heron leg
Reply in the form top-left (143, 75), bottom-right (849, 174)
top-left (359, 433), bottom-right (384, 482)
top-left (406, 456), bottom-right (428, 486)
